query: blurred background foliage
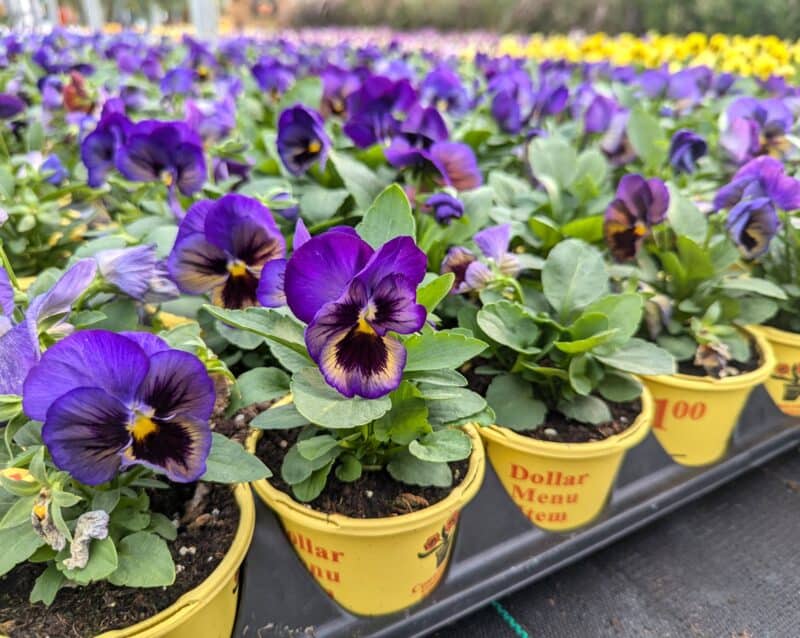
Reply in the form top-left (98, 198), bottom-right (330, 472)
top-left (282, 0), bottom-right (800, 37)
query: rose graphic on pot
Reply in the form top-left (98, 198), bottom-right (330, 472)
top-left (418, 512), bottom-right (459, 567)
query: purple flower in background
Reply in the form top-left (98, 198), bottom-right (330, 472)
top-left (276, 105), bottom-right (331, 176)
top-left (600, 110), bottom-right (636, 166)
top-left (344, 76), bottom-right (416, 147)
top-left (23, 331), bottom-right (214, 485)
top-left (604, 174), bottom-right (669, 261)
top-left (0, 259), bottom-right (97, 396)
top-left (168, 194), bottom-right (285, 309)
top-left (638, 69), bottom-right (669, 99)
top-left (426, 192), bottom-right (464, 224)
top-left (721, 97), bottom-right (793, 164)
top-left (441, 224), bottom-right (520, 294)
top-left (726, 197), bottom-right (780, 259)
top-left (669, 130), bottom-right (707, 174)
top-left (80, 99), bottom-right (132, 187)
top-left (583, 94), bottom-right (618, 135)
top-left (420, 65), bottom-right (470, 114)
top-left (251, 57), bottom-right (294, 96)
top-left (714, 156), bottom-right (800, 212)
top-left (0, 93), bottom-right (25, 119)
top-left (96, 244), bottom-right (178, 301)
top-left (213, 156), bottom-right (251, 186)
top-left (320, 64), bottom-right (360, 116)
top-left (284, 232), bottom-right (427, 398)
top-left (116, 120), bottom-right (206, 196)
top-left (185, 95), bottom-right (236, 142)
top-left (41, 155), bottom-right (67, 185)
top-left (160, 68), bottom-right (196, 97)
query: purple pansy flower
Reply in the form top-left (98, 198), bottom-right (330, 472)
top-left (23, 330), bottom-right (214, 485)
top-left (276, 105), bottom-right (331, 176)
top-left (0, 259), bottom-right (97, 396)
top-left (96, 244), bottom-right (178, 302)
top-left (669, 130), bottom-right (707, 174)
top-left (116, 120), bottom-right (206, 197)
top-left (284, 232), bottom-right (427, 399)
top-left (426, 192), bottom-right (464, 224)
top-left (441, 224), bottom-right (520, 294)
top-left (251, 57), bottom-right (294, 97)
top-left (168, 194), bottom-right (285, 309)
top-left (604, 175), bottom-right (669, 262)
top-left (343, 76), bottom-right (416, 148)
top-left (420, 65), bottom-right (470, 114)
top-left (80, 99), bottom-right (132, 188)
top-left (713, 156), bottom-right (800, 212)
top-left (320, 64), bottom-right (360, 116)
top-left (726, 197), bottom-right (781, 259)
top-left (720, 97), bottom-right (793, 164)
top-left (0, 93), bottom-right (25, 119)
top-left (41, 155), bottom-right (67, 185)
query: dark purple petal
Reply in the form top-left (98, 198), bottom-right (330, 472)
top-left (175, 199), bottom-right (215, 244)
top-left (367, 274), bottom-right (426, 335)
top-left (0, 93), bottom-right (25, 119)
top-left (137, 349), bottom-right (215, 422)
top-left (120, 332), bottom-right (170, 357)
top-left (167, 233), bottom-right (228, 295)
top-left (429, 142), bottom-right (483, 190)
top-left (256, 258), bottom-right (287, 307)
top-left (726, 197), bottom-right (780, 259)
top-left (293, 218), bottom-right (311, 249)
top-left (23, 330), bottom-right (149, 422)
top-left (42, 387), bottom-right (131, 485)
top-left (355, 236), bottom-right (427, 291)
top-left (172, 142), bottom-right (207, 196)
top-left (0, 267), bottom-right (13, 317)
top-left (276, 104), bottom-right (331, 176)
top-left (284, 231), bottom-right (374, 323)
top-left (210, 268), bottom-right (261, 309)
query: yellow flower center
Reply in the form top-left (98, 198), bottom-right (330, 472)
top-left (227, 260), bottom-right (248, 278)
top-left (633, 223), bottom-right (648, 237)
top-left (308, 140), bottom-right (322, 154)
top-left (160, 171), bottom-right (174, 187)
top-left (356, 314), bottom-right (376, 335)
top-left (32, 503), bottom-right (47, 520)
top-left (129, 414), bottom-right (158, 442)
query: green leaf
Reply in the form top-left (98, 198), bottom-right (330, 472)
top-left (583, 293), bottom-right (644, 350)
top-left (528, 136), bottom-right (578, 189)
top-left (477, 301), bottom-right (541, 354)
top-left (292, 460), bottom-right (334, 502)
top-left (667, 185), bottom-right (708, 243)
top-left (595, 338), bottom-right (676, 375)
top-left (30, 565), bottom-right (65, 606)
top-left (0, 494), bottom-right (36, 529)
top-left (291, 367), bottom-right (392, 428)
top-left (561, 215), bottom-right (604, 243)
top-left (542, 238), bottom-right (608, 318)
top-left (558, 395), bottom-right (612, 425)
top-left (203, 306), bottom-right (309, 358)
top-left (278, 76), bottom-right (323, 111)
top-left (485, 374), bottom-right (547, 430)
top-left (329, 151), bottom-right (386, 210)
top-left (60, 537), bottom-right (118, 585)
top-left (656, 334), bottom-right (698, 361)
top-left (405, 369), bottom-right (467, 386)
top-left (0, 395), bottom-right (22, 421)
top-left (335, 454), bottom-right (362, 482)
top-left (299, 186), bottom-right (350, 224)
top-left (201, 433), bottom-right (272, 483)
top-left (355, 183), bottom-right (416, 248)
top-left (409, 429), bottom-right (472, 462)
top-left (0, 524), bottom-right (43, 576)
top-left (297, 435), bottom-right (341, 461)
top-left (387, 451), bottom-right (452, 487)
top-left (233, 367), bottom-right (291, 410)
top-left (404, 331), bottom-right (487, 371)
top-left (676, 235), bottom-right (714, 281)
top-left (373, 381), bottom-right (430, 445)
top-left (627, 107), bottom-right (668, 168)
top-left (417, 273), bottom-right (455, 313)
top-left (597, 372), bottom-right (643, 402)
top-left (148, 512), bottom-right (178, 541)
top-left (108, 532), bottom-right (175, 588)
top-left (424, 387), bottom-right (488, 426)
top-left (568, 355), bottom-right (597, 396)
top-left (91, 489), bottom-right (120, 514)
top-left (718, 277), bottom-right (788, 299)
top-left (250, 403), bottom-right (308, 429)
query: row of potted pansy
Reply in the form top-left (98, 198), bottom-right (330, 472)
top-left (1, 28), bottom-right (800, 635)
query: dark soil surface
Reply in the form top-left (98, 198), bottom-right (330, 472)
top-left (523, 399), bottom-right (642, 443)
top-left (0, 482), bottom-right (238, 638)
top-left (256, 429), bottom-right (469, 519)
top-left (677, 336), bottom-right (762, 378)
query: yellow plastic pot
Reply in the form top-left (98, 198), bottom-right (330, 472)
top-left (0, 477), bottom-right (255, 638)
top-left (750, 325), bottom-right (800, 416)
top-left (642, 328), bottom-right (775, 467)
top-left (248, 425), bottom-right (485, 616)
top-left (479, 387), bottom-right (653, 532)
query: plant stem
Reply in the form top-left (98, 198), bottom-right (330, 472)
top-left (0, 241), bottom-right (19, 288)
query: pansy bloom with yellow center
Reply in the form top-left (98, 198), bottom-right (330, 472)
top-left (284, 230), bottom-right (427, 399)
top-left (167, 194), bottom-right (286, 309)
top-left (276, 104), bottom-right (331, 176)
top-left (22, 330), bottom-right (214, 485)
top-left (604, 174), bottom-right (669, 262)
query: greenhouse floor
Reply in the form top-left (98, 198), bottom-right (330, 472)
top-left (435, 448), bottom-right (800, 638)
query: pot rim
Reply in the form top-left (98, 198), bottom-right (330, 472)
top-left (96, 482), bottom-right (256, 638)
top-left (642, 327), bottom-right (775, 391)
top-left (247, 418), bottom-right (485, 536)
top-left (479, 383), bottom-right (653, 459)
top-left (751, 323), bottom-right (800, 348)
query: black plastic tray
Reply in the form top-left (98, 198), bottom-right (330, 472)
top-left (233, 387), bottom-right (800, 638)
